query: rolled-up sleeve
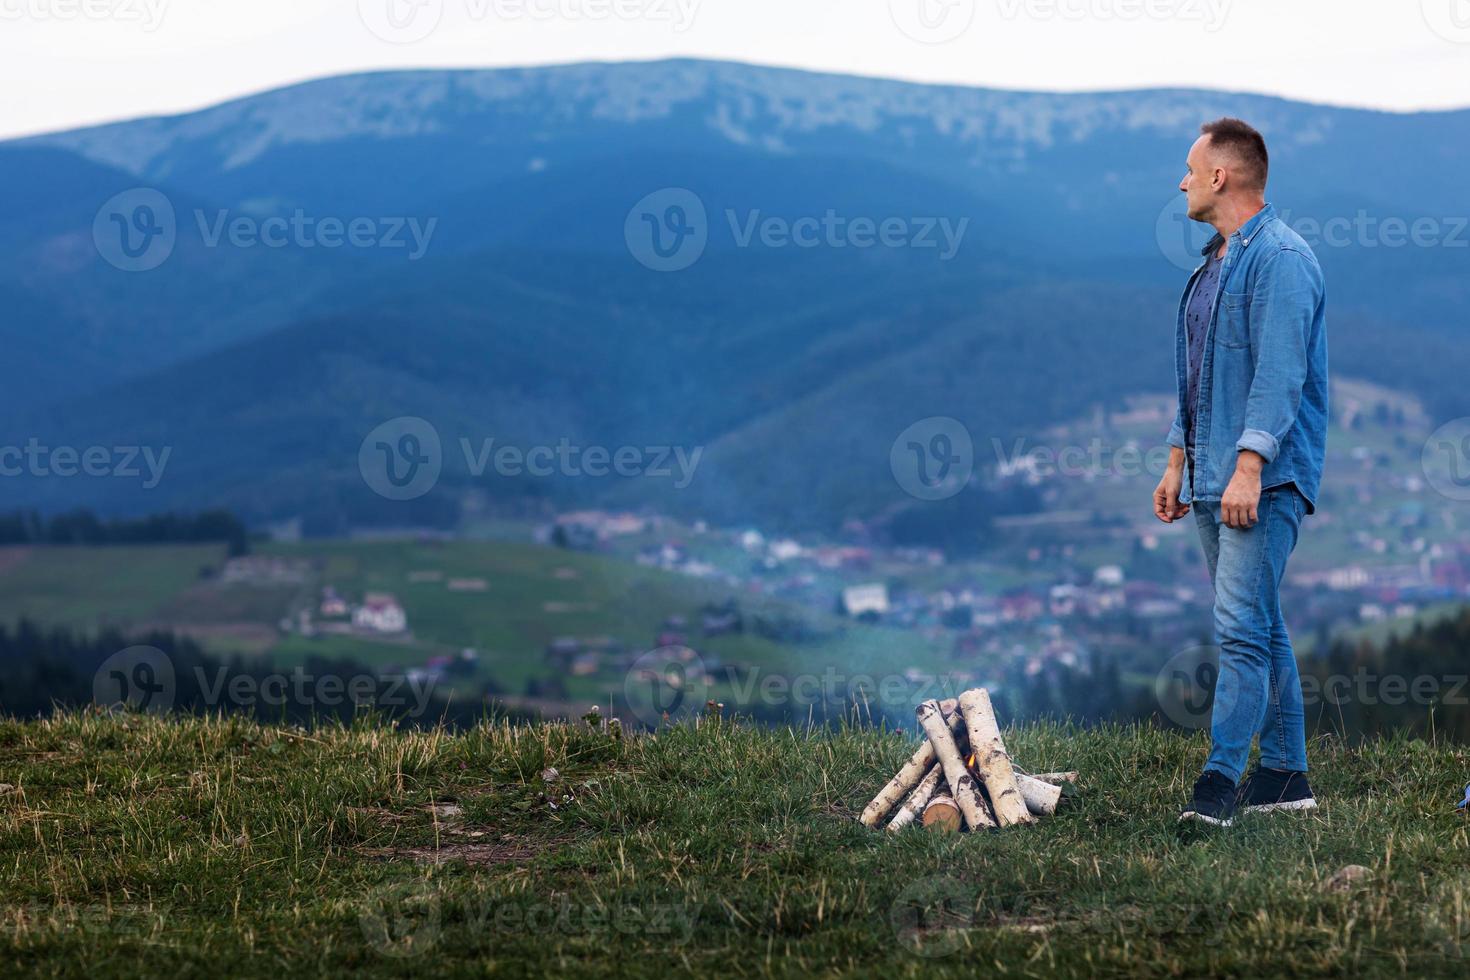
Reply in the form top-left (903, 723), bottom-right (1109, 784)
top-left (1166, 414), bottom-right (1186, 450)
top-left (1237, 247), bottom-right (1322, 464)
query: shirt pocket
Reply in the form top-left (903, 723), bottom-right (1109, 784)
top-left (1216, 290), bottom-right (1251, 350)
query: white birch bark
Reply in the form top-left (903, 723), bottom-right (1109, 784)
top-left (884, 764), bottom-right (944, 832)
top-left (1015, 771), bottom-right (1064, 816)
top-left (857, 700), bottom-right (962, 827)
top-left (1027, 771), bottom-right (1079, 786)
top-left (916, 699), bottom-right (995, 831)
top-left (957, 689), bottom-right (1033, 827)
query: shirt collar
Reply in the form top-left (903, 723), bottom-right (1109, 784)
top-left (1199, 202), bottom-right (1275, 257)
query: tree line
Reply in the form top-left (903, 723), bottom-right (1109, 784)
top-left (1300, 607), bottom-right (1470, 743)
top-left (5, 605), bottom-right (1468, 741)
top-left (0, 619), bottom-right (527, 729)
top-left (0, 509), bottom-right (251, 555)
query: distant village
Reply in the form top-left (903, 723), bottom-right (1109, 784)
top-left (544, 501), bottom-right (1468, 620)
top-left (533, 495), bottom-right (1470, 683)
top-left (220, 378), bottom-right (1470, 714)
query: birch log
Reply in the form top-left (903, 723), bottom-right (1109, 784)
top-left (1015, 771), bottom-right (1064, 816)
top-left (916, 700), bottom-right (995, 831)
top-left (956, 689), bottom-right (1033, 827)
top-left (857, 700), bottom-right (963, 827)
top-left (1028, 771), bottom-right (1079, 786)
top-left (884, 764), bottom-right (944, 832)
top-left (922, 793), bottom-right (962, 833)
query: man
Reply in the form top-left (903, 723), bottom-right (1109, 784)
top-left (1153, 118), bottom-right (1329, 827)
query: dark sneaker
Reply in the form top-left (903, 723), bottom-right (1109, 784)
top-left (1238, 767), bottom-right (1317, 814)
top-left (1179, 770), bottom-right (1238, 827)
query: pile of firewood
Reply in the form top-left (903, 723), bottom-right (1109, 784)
top-left (859, 690), bottom-right (1074, 832)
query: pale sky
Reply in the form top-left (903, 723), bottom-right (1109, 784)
top-left (2, 0), bottom-right (1468, 140)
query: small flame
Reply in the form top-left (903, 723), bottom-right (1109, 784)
top-left (965, 752), bottom-right (976, 770)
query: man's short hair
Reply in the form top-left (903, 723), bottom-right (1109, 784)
top-left (1200, 117), bottom-right (1269, 191)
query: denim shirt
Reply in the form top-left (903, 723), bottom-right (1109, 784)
top-left (1165, 204), bottom-right (1329, 514)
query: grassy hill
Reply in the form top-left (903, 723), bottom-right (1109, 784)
top-left (2, 712), bottom-right (1467, 977)
top-left (0, 544), bottom-right (231, 631)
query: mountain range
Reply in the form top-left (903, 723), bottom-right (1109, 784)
top-left (4, 59), bottom-right (1467, 534)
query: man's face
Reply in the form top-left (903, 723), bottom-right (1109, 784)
top-left (1179, 135), bottom-right (1220, 222)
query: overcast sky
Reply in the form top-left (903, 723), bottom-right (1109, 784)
top-left (2, 0), bottom-right (1467, 140)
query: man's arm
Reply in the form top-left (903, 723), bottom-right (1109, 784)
top-left (1221, 448), bottom-right (1266, 528)
top-left (1157, 315), bottom-right (1188, 520)
top-left (1154, 446), bottom-right (1190, 523)
top-left (1236, 247), bottom-right (1321, 463)
top-left (1222, 246), bottom-right (1321, 528)
top-left (1166, 412), bottom-right (1187, 452)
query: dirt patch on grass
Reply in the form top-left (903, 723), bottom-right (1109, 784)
top-left (348, 806), bottom-right (410, 827)
top-left (991, 914), bottom-right (1061, 934)
top-left (361, 840), bottom-right (550, 867)
top-left (988, 906), bottom-right (1148, 935)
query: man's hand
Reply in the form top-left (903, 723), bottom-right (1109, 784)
top-left (1153, 447), bottom-right (1190, 523)
top-left (1221, 451), bottom-right (1265, 528)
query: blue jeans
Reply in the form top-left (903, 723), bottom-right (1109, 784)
top-left (1193, 484), bottom-right (1309, 783)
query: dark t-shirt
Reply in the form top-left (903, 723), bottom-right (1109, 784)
top-left (1184, 248), bottom-right (1225, 454)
